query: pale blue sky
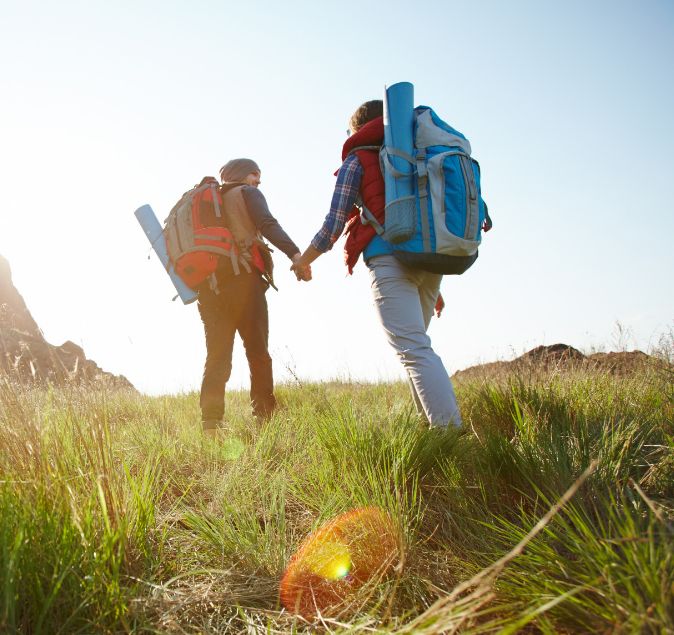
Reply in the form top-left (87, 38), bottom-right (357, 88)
top-left (1, 1), bottom-right (672, 394)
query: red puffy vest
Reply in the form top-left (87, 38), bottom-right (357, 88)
top-left (342, 116), bottom-right (385, 274)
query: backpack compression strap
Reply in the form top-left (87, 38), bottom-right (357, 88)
top-left (415, 149), bottom-right (432, 252)
top-left (380, 145), bottom-right (432, 251)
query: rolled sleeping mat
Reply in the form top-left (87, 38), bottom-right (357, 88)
top-left (134, 204), bottom-right (197, 304)
top-left (382, 81), bottom-right (416, 244)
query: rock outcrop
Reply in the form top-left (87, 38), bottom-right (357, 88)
top-left (0, 254), bottom-right (134, 389)
top-left (453, 343), bottom-right (655, 381)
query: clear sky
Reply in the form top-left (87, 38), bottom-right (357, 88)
top-left (1, 0), bottom-right (673, 395)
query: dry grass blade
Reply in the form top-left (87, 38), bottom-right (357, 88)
top-left (398, 460), bottom-right (599, 633)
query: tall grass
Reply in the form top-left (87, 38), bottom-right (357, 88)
top-left (0, 353), bottom-right (671, 633)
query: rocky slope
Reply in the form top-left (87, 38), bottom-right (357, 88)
top-left (0, 255), bottom-right (134, 389)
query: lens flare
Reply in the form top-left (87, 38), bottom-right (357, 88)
top-left (280, 507), bottom-right (400, 618)
top-left (306, 540), bottom-right (352, 580)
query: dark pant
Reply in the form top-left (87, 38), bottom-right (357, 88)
top-left (198, 271), bottom-right (276, 422)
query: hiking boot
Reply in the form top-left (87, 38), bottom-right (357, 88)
top-left (202, 419), bottom-right (223, 438)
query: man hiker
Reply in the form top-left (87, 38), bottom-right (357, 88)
top-left (199, 158), bottom-right (310, 436)
top-left (291, 101), bottom-right (462, 428)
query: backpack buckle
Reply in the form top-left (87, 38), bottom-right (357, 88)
top-left (416, 150), bottom-right (428, 179)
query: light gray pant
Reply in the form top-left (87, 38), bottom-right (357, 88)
top-left (367, 255), bottom-right (462, 428)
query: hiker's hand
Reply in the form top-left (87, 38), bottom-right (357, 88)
top-left (434, 293), bottom-right (445, 318)
top-left (294, 265), bottom-right (312, 281)
top-left (291, 254), bottom-right (312, 282)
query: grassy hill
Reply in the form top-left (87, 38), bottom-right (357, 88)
top-left (0, 353), bottom-right (672, 633)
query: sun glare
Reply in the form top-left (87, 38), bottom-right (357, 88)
top-left (279, 507), bottom-right (400, 618)
top-left (306, 540), bottom-right (352, 580)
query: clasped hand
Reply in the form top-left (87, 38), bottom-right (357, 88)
top-left (291, 253), bottom-right (312, 282)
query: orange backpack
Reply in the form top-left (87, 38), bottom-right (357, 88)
top-left (163, 177), bottom-right (274, 290)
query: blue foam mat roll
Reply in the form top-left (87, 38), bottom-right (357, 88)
top-left (135, 204), bottom-right (197, 305)
top-left (382, 81), bottom-right (416, 243)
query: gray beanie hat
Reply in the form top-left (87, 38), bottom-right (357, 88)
top-left (219, 158), bottom-right (260, 183)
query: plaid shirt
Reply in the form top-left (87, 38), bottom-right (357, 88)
top-left (310, 154), bottom-right (363, 252)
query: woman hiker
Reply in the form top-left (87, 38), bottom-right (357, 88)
top-left (291, 101), bottom-right (462, 428)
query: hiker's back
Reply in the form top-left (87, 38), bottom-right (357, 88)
top-left (163, 179), bottom-right (274, 291)
top-left (367, 101), bottom-right (492, 275)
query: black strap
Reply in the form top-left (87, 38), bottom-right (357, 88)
top-left (483, 202), bottom-right (493, 232)
top-left (346, 145), bottom-right (381, 157)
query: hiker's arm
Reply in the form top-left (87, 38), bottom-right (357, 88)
top-left (292, 155), bottom-right (362, 273)
top-left (241, 187), bottom-right (301, 260)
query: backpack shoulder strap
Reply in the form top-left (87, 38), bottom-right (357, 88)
top-left (346, 144), bottom-right (381, 158)
top-left (220, 185), bottom-right (258, 240)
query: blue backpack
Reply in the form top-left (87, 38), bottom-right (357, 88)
top-left (379, 106), bottom-right (492, 274)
